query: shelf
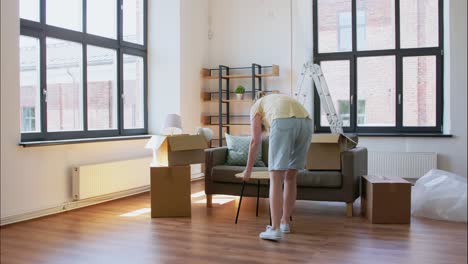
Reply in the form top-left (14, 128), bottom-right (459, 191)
top-left (222, 124), bottom-right (250, 127)
top-left (202, 63), bottom-right (278, 146)
top-left (209, 138), bottom-right (226, 148)
top-left (203, 73), bottom-right (278, 80)
top-left (202, 90), bottom-right (276, 94)
top-left (202, 99), bottom-right (254, 103)
top-left (208, 115), bottom-right (250, 118)
top-left (201, 90), bottom-right (279, 102)
top-left (201, 115), bottom-right (250, 126)
top-left (201, 65), bottom-right (279, 80)
top-left (222, 99), bottom-right (253, 103)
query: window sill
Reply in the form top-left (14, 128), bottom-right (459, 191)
top-left (19, 135), bottom-right (152, 147)
top-left (349, 133), bottom-right (453, 138)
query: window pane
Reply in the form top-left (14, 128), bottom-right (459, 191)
top-left (318, 0), bottom-right (351, 53)
top-left (20, 0), bottom-right (40, 21)
top-left (357, 0), bottom-right (395, 50)
top-left (123, 0), bottom-right (144, 45)
top-left (87, 0), bottom-right (117, 39)
top-left (87, 46), bottom-right (118, 130)
top-left (357, 56), bottom-right (396, 126)
top-left (123, 54), bottom-right (144, 129)
top-left (20, 36), bottom-right (41, 133)
top-left (46, 38), bottom-right (83, 132)
top-left (400, 0), bottom-right (439, 48)
top-left (320, 61), bottom-right (350, 127)
top-left (47, 0), bottom-right (82, 31)
top-left (403, 56), bottom-right (436, 126)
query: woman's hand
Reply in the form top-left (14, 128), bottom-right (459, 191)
top-left (242, 169), bottom-right (252, 182)
top-left (243, 114), bottom-right (262, 182)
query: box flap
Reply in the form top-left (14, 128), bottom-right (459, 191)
top-left (311, 134), bottom-right (341, 143)
top-left (167, 134), bottom-right (208, 151)
top-left (363, 175), bottom-right (411, 184)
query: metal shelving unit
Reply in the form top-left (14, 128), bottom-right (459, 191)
top-left (202, 63), bottom-right (279, 146)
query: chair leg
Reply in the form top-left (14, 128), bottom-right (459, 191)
top-left (235, 182), bottom-right (246, 224)
top-left (268, 181), bottom-right (272, 226)
top-left (256, 180), bottom-right (260, 217)
top-left (206, 194), bottom-right (213, 208)
top-left (346, 202), bottom-right (353, 217)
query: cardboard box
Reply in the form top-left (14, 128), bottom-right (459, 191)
top-left (157, 134), bottom-right (208, 167)
top-left (306, 134), bottom-right (356, 170)
top-left (361, 175), bottom-right (411, 224)
top-left (151, 165), bottom-right (191, 218)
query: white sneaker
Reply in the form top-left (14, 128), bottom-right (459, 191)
top-left (280, 223), bottom-right (291, 233)
top-left (259, 225), bottom-right (282, 241)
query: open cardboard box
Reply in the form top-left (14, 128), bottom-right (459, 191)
top-left (157, 134), bottom-right (208, 167)
top-left (306, 134), bottom-right (357, 170)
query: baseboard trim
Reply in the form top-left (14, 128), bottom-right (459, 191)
top-left (191, 173), bottom-right (205, 181)
top-left (0, 186), bottom-right (150, 226)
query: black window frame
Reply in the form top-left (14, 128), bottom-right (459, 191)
top-left (20, 0), bottom-right (148, 142)
top-left (313, 0), bottom-right (444, 134)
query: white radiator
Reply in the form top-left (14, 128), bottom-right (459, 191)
top-left (72, 157), bottom-right (152, 200)
top-left (368, 151), bottom-right (437, 179)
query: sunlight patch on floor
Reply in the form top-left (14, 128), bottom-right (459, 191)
top-left (191, 191), bottom-right (206, 198)
top-left (119, 193), bottom-right (237, 216)
top-left (195, 195), bottom-right (237, 205)
top-left (191, 191), bottom-right (236, 205)
top-left (120, 208), bottom-right (151, 217)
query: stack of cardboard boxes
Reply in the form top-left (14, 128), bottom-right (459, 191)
top-left (150, 134), bottom-right (207, 218)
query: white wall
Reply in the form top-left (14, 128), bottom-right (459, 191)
top-left (149, 0), bottom-right (208, 135)
top-left (148, 0), bottom-right (181, 134)
top-left (208, 0), bottom-right (292, 93)
top-left (206, 0), bottom-right (467, 177)
top-left (180, 0), bottom-right (209, 134)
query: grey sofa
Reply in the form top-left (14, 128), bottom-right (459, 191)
top-left (204, 138), bottom-right (368, 216)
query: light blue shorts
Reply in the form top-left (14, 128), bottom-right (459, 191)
top-left (268, 118), bottom-right (313, 171)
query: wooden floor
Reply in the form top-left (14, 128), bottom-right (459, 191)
top-left (1, 181), bottom-right (467, 264)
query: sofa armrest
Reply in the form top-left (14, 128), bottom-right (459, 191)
top-left (341, 147), bottom-right (368, 202)
top-left (204, 147), bottom-right (228, 193)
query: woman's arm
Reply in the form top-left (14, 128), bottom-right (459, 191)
top-left (243, 114), bottom-right (263, 181)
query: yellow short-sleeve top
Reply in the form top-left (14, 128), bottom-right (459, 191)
top-left (250, 94), bottom-right (310, 129)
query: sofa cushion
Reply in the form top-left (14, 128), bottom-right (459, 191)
top-left (297, 170), bottom-right (342, 188)
top-left (225, 134), bottom-right (266, 167)
top-left (211, 165), bottom-right (342, 188)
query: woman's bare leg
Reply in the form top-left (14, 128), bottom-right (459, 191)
top-left (281, 169), bottom-right (298, 225)
top-left (269, 170), bottom-right (285, 230)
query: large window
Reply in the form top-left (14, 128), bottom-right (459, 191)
top-left (313, 0), bottom-right (443, 134)
top-left (20, 0), bottom-right (147, 141)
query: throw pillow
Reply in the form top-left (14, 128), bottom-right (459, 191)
top-left (225, 133), bottom-right (266, 167)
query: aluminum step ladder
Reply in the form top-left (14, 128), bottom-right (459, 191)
top-left (294, 61), bottom-right (344, 134)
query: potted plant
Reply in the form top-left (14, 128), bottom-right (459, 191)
top-left (234, 85), bottom-right (246, 100)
